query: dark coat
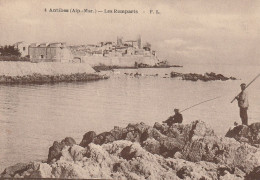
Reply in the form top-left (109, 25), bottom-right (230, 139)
top-left (164, 113), bottom-right (183, 126)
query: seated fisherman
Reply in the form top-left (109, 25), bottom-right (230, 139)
top-left (163, 108), bottom-right (183, 126)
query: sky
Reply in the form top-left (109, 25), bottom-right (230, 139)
top-left (0, 0), bottom-right (260, 65)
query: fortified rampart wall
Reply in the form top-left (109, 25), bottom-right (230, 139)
top-left (81, 56), bottom-right (160, 67)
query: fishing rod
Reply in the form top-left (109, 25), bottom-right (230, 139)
top-left (180, 96), bottom-right (221, 113)
top-left (230, 73), bottom-right (260, 103)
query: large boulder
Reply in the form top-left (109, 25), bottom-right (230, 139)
top-left (182, 135), bottom-right (260, 174)
top-left (79, 131), bottom-right (96, 147)
top-left (27, 163), bottom-right (52, 178)
top-left (47, 137), bottom-right (76, 163)
top-left (79, 126), bottom-right (128, 147)
top-left (1, 163), bottom-right (31, 178)
top-left (245, 166), bottom-right (260, 180)
top-left (226, 122), bottom-right (260, 146)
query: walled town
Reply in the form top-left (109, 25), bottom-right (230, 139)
top-left (10, 36), bottom-right (158, 65)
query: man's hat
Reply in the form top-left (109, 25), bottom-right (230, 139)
top-left (240, 83), bottom-right (246, 86)
top-left (174, 108), bottom-right (179, 112)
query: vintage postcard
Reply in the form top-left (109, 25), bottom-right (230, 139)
top-left (0, 0), bottom-right (259, 179)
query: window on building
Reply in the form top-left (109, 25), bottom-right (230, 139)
top-left (23, 47), bottom-right (26, 51)
top-left (41, 55), bottom-right (44, 59)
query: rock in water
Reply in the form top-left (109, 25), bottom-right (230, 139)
top-left (170, 71), bottom-right (236, 81)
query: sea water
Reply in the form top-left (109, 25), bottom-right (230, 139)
top-left (0, 64), bottom-right (259, 171)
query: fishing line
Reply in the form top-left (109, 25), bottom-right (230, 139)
top-left (180, 96), bottom-right (221, 113)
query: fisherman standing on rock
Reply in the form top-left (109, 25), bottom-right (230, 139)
top-left (163, 108), bottom-right (183, 126)
top-left (236, 83), bottom-right (249, 125)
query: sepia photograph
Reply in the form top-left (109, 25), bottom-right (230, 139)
top-left (0, 0), bottom-right (260, 179)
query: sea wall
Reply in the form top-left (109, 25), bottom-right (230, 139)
top-left (81, 56), bottom-right (160, 67)
top-left (0, 61), bottom-right (96, 77)
top-left (0, 73), bottom-right (108, 84)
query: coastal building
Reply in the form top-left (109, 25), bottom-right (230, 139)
top-left (28, 42), bottom-right (73, 63)
top-left (61, 36), bottom-right (158, 66)
top-left (117, 36), bottom-right (141, 49)
top-left (13, 41), bottom-right (29, 57)
top-left (69, 36), bottom-right (156, 59)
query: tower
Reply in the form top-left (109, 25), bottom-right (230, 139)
top-left (137, 35), bottom-right (142, 49)
top-left (117, 36), bottom-right (123, 46)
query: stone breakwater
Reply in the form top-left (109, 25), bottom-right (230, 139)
top-left (0, 62), bottom-right (96, 76)
top-left (0, 61), bottom-right (109, 84)
top-left (0, 73), bottom-right (109, 84)
top-left (2, 120), bottom-right (260, 179)
top-left (171, 72), bottom-right (237, 81)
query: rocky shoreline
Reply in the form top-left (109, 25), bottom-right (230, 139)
top-left (2, 120), bottom-right (260, 179)
top-left (93, 64), bottom-right (183, 72)
top-left (171, 72), bottom-right (237, 81)
top-left (0, 73), bottom-right (109, 84)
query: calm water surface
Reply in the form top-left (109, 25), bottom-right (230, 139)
top-left (0, 64), bottom-right (259, 171)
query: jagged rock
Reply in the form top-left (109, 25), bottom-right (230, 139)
top-left (245, 166), bottom-right (260, 180)
top-left (50, 142), bottom-right (182, 179)
top-left (45, 121), bottom-right (260, 178)
top-left (62, 137), bottom-right (77, 146)
top-left (153, 121), bottom-right (260, 174)
top-left (79, 131), bottom-right (97, 147)
top-left (142, 138), bottom-right (161, 155)
top-left (174, 152), bottom-right (183, 159)
top-left (166, 158), bottom-right (219, 180)
top-left (153, 122), bottom-right (167, 132)
top-left (69, 145), bottom-right (87, 161)
top-left (3, 140), bottom-right (234, 179)
top-left (176, 166), bottom-right (192, 179)
top-left (3, 120), bottom-right (260, 179)
top-left (28, 163), bottom-right (52, 178)
top-left (110, 126), bottom-right (126, 140)
top-left (170, 72), bottom-right (236, 81)
top-left (219, 171), bottom-right (244, 180)
top-left (120, 145), bottom-right (137, 160)
top-left (226, 122), bottom-right (260, 146)
top-left (182, 134), bottom-right (260, 174)
top-left (1, 163), bottom-right (31, 177)
top-left (80, 128), bottom-right (128, 148)
top-left (226, 125), bottom-right (251, 143)
top-left (94, 132), bottom-right (117, 145)
top-left (78, 120), bottom-right (260, 173)
top-left (47, 137), bottom-right (76, 163)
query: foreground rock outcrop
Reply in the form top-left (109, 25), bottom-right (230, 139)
top-left (226, 122), bottom-right (260, 147)
top-left (170, 72), bottom-right (236, 81)
top-left (2, 120), bottom-right (260, 179)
